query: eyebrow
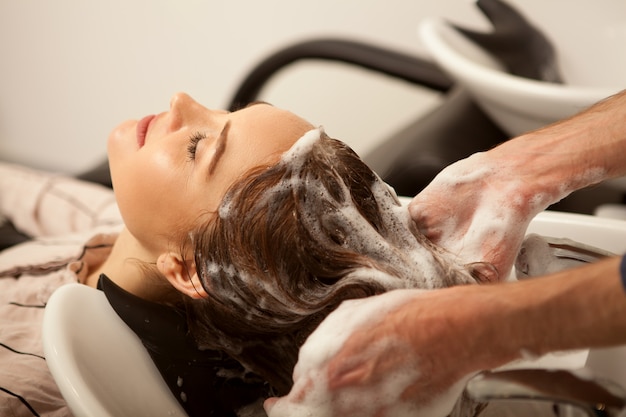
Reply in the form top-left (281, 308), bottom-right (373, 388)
top-left (207, 120), bottom-right (230, 175)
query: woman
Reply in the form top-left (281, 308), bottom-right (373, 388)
top-left (0, 93), bottom-right (490, 416)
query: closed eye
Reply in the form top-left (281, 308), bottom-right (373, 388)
top-left (187, 131), bottom-right (207, 161)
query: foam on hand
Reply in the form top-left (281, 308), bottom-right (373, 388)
top-left (408, 150), bottom-right (607, 280)
top-left (266, 290), bottom-right (472, 417)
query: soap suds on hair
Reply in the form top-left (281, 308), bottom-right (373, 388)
top-left (195, 127), bottom-right (488, 415)
top-left (272, 128), bottom-right (475, 291)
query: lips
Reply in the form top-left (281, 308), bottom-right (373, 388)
top-left (136, 114), bottom-right (156, 148)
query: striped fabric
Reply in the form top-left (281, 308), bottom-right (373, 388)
top-left (0, 162), bottom-right (122, 416)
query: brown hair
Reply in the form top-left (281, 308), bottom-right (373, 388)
top-left (185, 131), bottom-right (475, 395)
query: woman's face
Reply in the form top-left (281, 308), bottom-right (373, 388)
top-left (108, 92), bottom-right (314, 254)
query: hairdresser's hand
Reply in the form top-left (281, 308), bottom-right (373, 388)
top-left (409, 151), bottom-right (550, 280)
top-left (264, 288), bottom-right (485, 417)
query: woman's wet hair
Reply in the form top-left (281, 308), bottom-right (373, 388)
top-left (184, 129), bottom-right (476, 395)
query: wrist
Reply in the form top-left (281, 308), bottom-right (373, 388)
top-left (486, 131), bottom-right (604, 214)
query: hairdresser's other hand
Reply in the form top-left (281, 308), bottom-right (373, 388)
top-left (264, 288), bottom-right (485, 417)
top-left (408, 151), bottom-right (551, 280)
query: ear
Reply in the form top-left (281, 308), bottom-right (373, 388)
top-left (157, 252), bottom-right (208, 299)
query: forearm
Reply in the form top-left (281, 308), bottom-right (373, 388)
top-left (469, 256), bottom-right (626, 371)
top-left (487, 90), bottom-right (626, 211)
top-left (509, 256), bottom-right (626, 354)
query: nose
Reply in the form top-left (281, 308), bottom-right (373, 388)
top-left (167, 92), bottom-right (227, 132)
top-left (170, 92), bottom-right (196, 110)
top-left (168, 92), bottom-right (197, 131)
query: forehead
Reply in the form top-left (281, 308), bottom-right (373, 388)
top-left (231, 104), bottom-right (315, 155)
top-left (237, 103), bottom-right (313, 129)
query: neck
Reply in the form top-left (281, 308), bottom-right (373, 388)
top-left (86, 227), bottom-right (173, 301)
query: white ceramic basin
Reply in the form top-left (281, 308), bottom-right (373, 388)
top-left (418, 16), bottom-right (623, 136)
top-left (43, 283), bottom-right (188, 417)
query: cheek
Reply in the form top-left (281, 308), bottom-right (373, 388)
top-left (112, 153), bottom-right (186, 243)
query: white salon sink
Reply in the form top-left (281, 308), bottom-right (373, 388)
top-left (43, 283), bottom-right (188, 417)
top-left (418, 9), bottom-right (624, 137)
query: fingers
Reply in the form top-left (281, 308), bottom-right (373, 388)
top-left (408, 196), bottom-right (449, 243)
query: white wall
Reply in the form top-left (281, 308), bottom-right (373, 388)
top-left (0, 0), bottom-right (487, 173)
top-left (1, 0), bottom-right (622, 174)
